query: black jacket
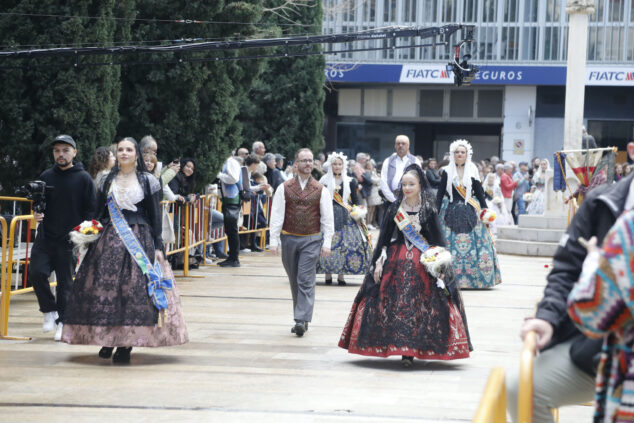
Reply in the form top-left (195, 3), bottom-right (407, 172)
top-left (38, 163), bottom-right (96, 242)
top-left (96, 172), bottom-right (164, 252)
top-left (426, 168), bottom-right (442, 189)
top-left (537, 172), bottom-right (634, 375)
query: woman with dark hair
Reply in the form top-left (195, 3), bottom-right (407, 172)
top-left (61, 137), bottom-right (188, 363)
top-left (89, 146), bottom-right (115, 188)
top-left (436, 139), bottom-right (502, 289)
top-left (339, 164), bottom-right (472, 367)
top-left (168, 158), bottom-right (197, 202)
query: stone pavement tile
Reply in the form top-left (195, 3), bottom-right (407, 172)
top-left (0, 252), bottom-right (592, 422)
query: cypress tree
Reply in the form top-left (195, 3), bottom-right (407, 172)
top-left (240, 0), bottom-right (325, 159)
top-left (0, 0), bottom-right (126, 192)
top-left (117, 1), bottom-right (266, 188)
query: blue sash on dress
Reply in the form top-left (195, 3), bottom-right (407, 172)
top-left (393, 206), bottom-right (430, 253)
top-left (107, 195), bottom-right (173, 312)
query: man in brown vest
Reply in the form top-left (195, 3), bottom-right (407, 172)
top-left (270, 148), bottom-right (334, 337)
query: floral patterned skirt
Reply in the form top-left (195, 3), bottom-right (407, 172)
top-left (338, 243), bottom-right (471, 360)
top-left (62, 223), bottom-right (188, 347)
top-left (317, 201), bottom-right (372, 275)
top-left (440, 199), bottom-right (502, 289)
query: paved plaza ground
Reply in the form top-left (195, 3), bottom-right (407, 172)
top-left (0, 251), bottom-right (593, 422)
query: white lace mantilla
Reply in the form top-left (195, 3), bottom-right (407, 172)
top-left (112, 178), bottom-right (144, 211)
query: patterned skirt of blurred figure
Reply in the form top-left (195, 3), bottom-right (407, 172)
top-left (317, 201), bottom-right (372, 276)
top-left (439, 198), bottom-right (502, 289)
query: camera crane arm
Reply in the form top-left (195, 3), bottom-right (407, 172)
top-left (0, 24), bottom-right (478, 85)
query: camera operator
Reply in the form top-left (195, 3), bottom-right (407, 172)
top-left (30, 135), bottom-right (96, 341)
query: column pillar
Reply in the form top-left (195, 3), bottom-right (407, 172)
top-left (563, 0), bottom-right (596, 150)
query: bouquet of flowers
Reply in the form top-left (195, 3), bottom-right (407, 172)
top-left (420, 246), bottom-right (452, 279)
top-left (479, 208), bottom-right (497, 223)
top-left (523, 192), bottom-right (534, 203)
top-left (350, 205), bottom-right (367, 222)
top-left (69, 220), bottom-right (104, 268)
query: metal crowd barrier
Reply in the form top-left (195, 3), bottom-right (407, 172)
top-left (0, 193), bottom-right (270, 338)
top-left (0, 196), bottom-right (39, 339)
top-left (472, 331), bottom-right (538, 423)
top-left (472, 367), bottom-right (507, 423)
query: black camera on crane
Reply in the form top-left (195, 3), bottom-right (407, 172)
top-left (447, 54), bottom-right (479, 87)
top-left (16, 180), bottom-right (54, 213)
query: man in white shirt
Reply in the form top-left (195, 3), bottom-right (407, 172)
top-left (270, 148), bottom-right (334, 337)
top-left (380, 135), bottom-right (421, 204)
top-left (217, 154), bottom-right (244, 267)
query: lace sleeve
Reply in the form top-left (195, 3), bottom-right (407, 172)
top-left (147, 173), bottom-right (162, 194)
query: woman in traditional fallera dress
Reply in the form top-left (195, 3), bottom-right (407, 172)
top-left (339, 164), bottom-right (472, 367)
top-left (62, 137), bottom-right (188, 363)
top-left (317, 152), bottom-right (372, 285)
top-left (437, 139), bottom-right (502, 289)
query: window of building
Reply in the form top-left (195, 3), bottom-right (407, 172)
top-left (502, 27), bottom-right (519, 60)
top-left (545, 0), bottom-right (560, 22)
top-left (482, 0), bottom-right (498, 22)
top-left (402, 0), bottom-right (417, 22)
top-left (587, 120), bottom-right (634, 150)
top-left (477, 90), bottom-right (504, 118)
top-left (605, 27), bottom-right (625, 61)
top-left (505, 0), bottom-right (518, 22)
top-left (608, 0), bottom-right (624, 22)
top-left (420, 89), bottom-right (444, 117)
top-left (421, 0), bottom-right (437, 21)
top-left (478, 26), bottom-right (498, 61)
top-left (463, 0), bottom-right (477, 22)
top-left (450, 90), bottom-right (475, 118)
top-left (544, 26), bottom-right (561, 61)
top-left (384, 0), bottom-right (397, 21)
top-left (443, 0), bottom-right (456, 22)
top-left (322, 0), bottom-right (633, 64)
top-left (521, 27), bottom-right (538, 60)
top-left (524, 0), bottom-right (538, 22)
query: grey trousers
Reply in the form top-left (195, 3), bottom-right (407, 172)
top-left (280, 234), bottom-right (322, 323)
top-left (506, 339), bottom-right (596, 423)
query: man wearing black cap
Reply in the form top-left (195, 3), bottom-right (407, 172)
top-left (29, 134), bottom-right (96, 341)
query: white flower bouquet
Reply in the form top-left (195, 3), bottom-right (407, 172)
top-left (479, 208), bottom-right (497, 223)
top-left (350, 205), bottom-right (367, 222)
top-left (420, 246), bottom-right (452, 279)
top-left (69, 219), bottom-right (104, 268)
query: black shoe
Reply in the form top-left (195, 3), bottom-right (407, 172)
top-left (218, 259), bottom-right (240, 267)
top-left (325, 278), bottom-right (332, 285)
top-left (337, 279), bottom-right (347, 286)
top-left (401, 356), bottom-right (414, 368)
top-left (113, 347), bottom-right (132, 364)
top-left (215, 251), bottom-right (228, 259)
top-left (291, 322), bottom-right (306, 337)
top-left (250, 244), bottom-right (263, 253)
top-left (98, 347), bottom-right (113, 359)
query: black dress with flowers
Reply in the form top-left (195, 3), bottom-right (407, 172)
top-left (338, 202), bottom-right (472, 359)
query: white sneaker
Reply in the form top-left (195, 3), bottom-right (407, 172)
top-left (240, 248), bottom-right (251, 253)
top-left (54, 322), bottom-right (63, 342)
top-left (205, 258), bottom-right (215, 265)
top-left (42, 311), bottom-right (58, 333)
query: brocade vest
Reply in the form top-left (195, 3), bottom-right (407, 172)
top-left (282, 177), bottom-right (323, 235)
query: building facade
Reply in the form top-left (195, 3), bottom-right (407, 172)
top-left (323, 0), bottom-right (634, 163)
